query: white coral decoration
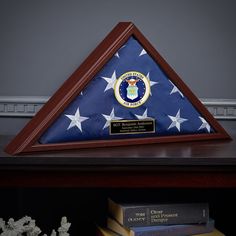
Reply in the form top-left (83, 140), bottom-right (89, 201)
top-left (0, 217), bottom-right (70, 236)
top-left (57, 217), bottom-right (71, 236)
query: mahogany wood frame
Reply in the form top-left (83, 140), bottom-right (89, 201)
top-left (5, 22), bottom-right (231, 155)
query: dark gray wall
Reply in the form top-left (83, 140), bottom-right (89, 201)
top-left (1, 0), bottom-right (236, 98)
top-left (0, 0), bottom-right (236, 136)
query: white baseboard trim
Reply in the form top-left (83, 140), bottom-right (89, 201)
top-left (0, 96), bottom-right (236, 120)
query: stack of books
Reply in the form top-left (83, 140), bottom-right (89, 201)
top-left (96, 198), bottom-right (225, 236)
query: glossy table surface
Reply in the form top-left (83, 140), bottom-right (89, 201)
top-left (0, 121), bottom-right (235, 166)
top-left (0, 121), bottom-right (235, 188)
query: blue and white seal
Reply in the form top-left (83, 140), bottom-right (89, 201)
top-left (114, 71), bottom-right (150, 108)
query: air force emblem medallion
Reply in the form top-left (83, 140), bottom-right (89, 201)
top-left (114, 71), bottom-right (150, 108)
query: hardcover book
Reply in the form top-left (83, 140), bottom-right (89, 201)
top-left (97, 226), bottom-right (224, 236)
top-left (97, 226), bottom-right (121, 236)
top-left (193, 228), bottom-right (225, 236)
top-left (108, 198), bottom-right (209, 227)
top-left (107, 217), bottom-right (215, 236)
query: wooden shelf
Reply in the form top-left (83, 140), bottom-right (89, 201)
top-left (0, 121), bottom-right (235, 188)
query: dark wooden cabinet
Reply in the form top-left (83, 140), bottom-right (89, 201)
top-left (0, 121), bottom-right (236, 235)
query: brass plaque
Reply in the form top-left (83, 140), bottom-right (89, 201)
top-left (110, 119), bottom-right (155, 135)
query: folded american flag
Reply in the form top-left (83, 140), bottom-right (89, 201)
top-left (39, 36), bottom-right (213, 144)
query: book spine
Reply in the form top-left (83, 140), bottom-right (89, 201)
top-left (131, 219), bottom-right (214, 236)
top-left (123, 203), bottom-right (209, 227)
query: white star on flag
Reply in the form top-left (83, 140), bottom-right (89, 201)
top-left (115, 52), bottom-right (119, 58)
top-left (198, 116), bottom-right (211, 133)
top-left (102, 108), bottom-right (123, 129)
top-left (139, 49), bottom-right (147, 56)
top-left (146, 72), bottom-right (158, 96)
top-left (169, 80), bottom-right (184, 98)
top-left (65, 107), bottom-right (89, 132)
top-left (101, 70), bottom-right (117, 92)
top-left (115, 45), bottom-right (126, 58)
top-left (135, 109), bottom-right (152, 120)
top-left (168, 109), bottom-right (188, 131)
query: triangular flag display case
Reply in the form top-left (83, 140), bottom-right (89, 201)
top-left (5, 22), bottom-right (231, 155)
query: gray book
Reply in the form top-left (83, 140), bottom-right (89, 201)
top-left (108, 199), bottom-right (209, 227)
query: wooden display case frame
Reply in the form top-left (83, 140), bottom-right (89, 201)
top-left (4, 22), bottom-right (231, 155)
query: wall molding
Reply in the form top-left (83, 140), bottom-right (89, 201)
top-left (0, 96), bottom-right (236, 120)
top-left (0, 96), bottom-right (48, 117)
